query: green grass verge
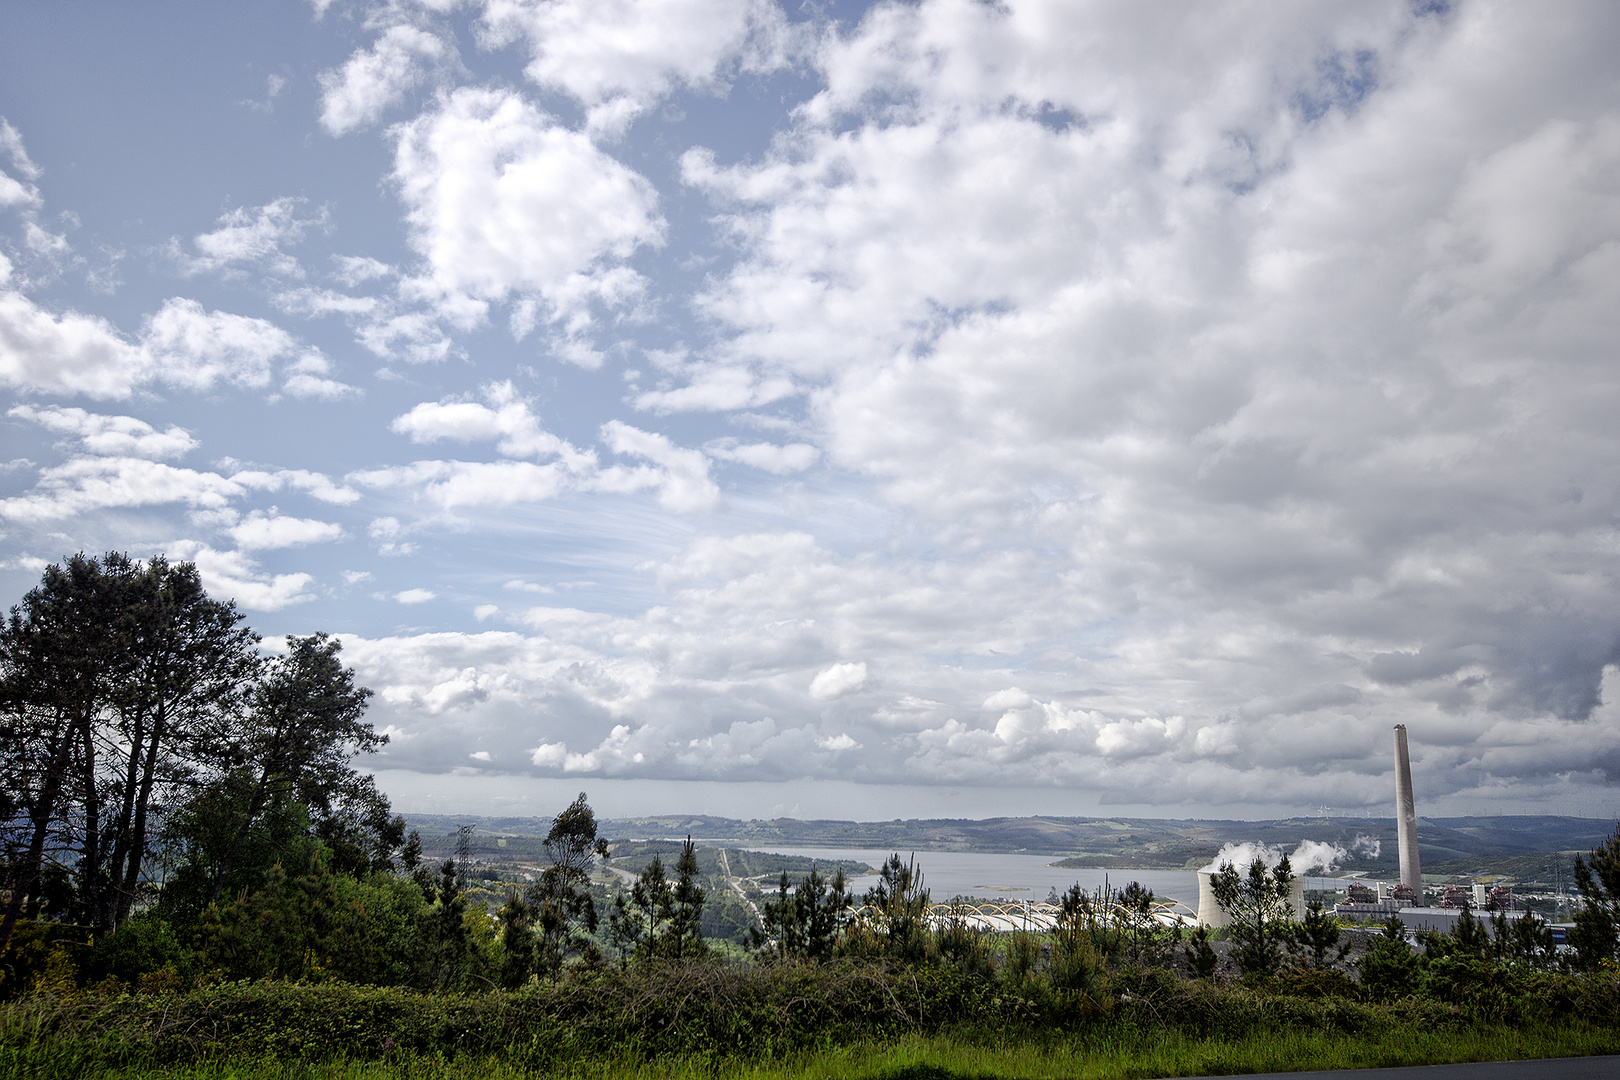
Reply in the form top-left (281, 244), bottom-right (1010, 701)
top-left (12, 1023), bottom-right (1618, 1080)
top-left (7, 962), bottom-right (1617, 1079)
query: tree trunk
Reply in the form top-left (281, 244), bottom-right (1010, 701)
top-left (105, 700), bottom-right (148, 930)
top-left (0, 710), bottom-right (76, 959)
top-left (114, 696), bottom-right (168, 927)
top-left (77, 708), bottom-right (109, 935)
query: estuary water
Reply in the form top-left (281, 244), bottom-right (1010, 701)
top-left (737, 845), bottom-right (1342, 909)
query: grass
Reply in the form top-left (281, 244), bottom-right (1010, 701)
top-left (12, 1022), bottom-right (1618, 1080)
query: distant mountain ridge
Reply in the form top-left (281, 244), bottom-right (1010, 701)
top-left (400, 812), bottom-right (1613, 872)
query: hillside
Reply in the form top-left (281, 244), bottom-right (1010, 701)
top-left (401, 812), bottom-right (1612, 878)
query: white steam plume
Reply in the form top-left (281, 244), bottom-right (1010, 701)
top-left (1200, 841), bottom-right (1285, 874)
top-left (1291, 840), bottom-right (1348, 875)
top-left (1200, 839), bottom-right (1347, 875)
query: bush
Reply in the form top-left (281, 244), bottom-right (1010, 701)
top-left (1272, 965), bottom-right (1360, 1000)
top-left (1183, 926), bottom-right (1217, 980)
top-left (1359, 923), bottom-right (1422, 1001)
top-left (1574, 971), bottom-right (1620, 1026)
top-left (1420, 954), bottom-right (1519, 1022)
top-left (0, 922), bottom-right (92, 1001)
top-left (1117, 979), bottom-right (1383, 1039)
top-left (9, 954), bottom-right (1617, 1073)
top-left (0, 960), bottom-right (991, 1067)
top-left (84, 917), bottom-right (189, 989)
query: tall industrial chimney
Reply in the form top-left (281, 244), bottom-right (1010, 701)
top-left (1394, 724), bottom-right (1422, 901)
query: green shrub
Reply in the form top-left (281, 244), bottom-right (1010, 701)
top-left (1574, 971), bottom-right (1620, 1025)
top-left (1271, 965), bottom-right (1360, 1000)
top-left (0, 922), bottom-right (93, 1000)
top-left (85, 917), bottom-right (190, 989)
top-left (7, 929), bottom-right (1620, 1073)
top-left (1359, 924), bottom-right (1422, 1001)
top-left (1001, 930), bottom-right (1039, 986)
top-left (1183, 926), bottom-right (1217, 980)
top-left (0, 960), bottom-right (994, 1067)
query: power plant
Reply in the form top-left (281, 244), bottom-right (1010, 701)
top-left (1196, 724), bottom-right (1426, 927)
top-left (1190, 724), bottom-right (1545, 939)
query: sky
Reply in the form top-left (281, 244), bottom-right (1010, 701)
top-left (2, 0), bottom-right (1619, 824)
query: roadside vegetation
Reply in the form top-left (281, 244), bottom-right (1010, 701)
top-left (4, 554), bottom-right (1620, 1079)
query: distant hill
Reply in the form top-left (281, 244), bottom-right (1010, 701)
top-left (399, 812), bottom-right (1613, 875)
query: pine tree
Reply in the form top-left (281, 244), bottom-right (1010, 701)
top-left (759, 867), bottom-right (851, 960)
top-left (1184, 925), bottom-right (1218, 979)
top-left (1209, 853), bottom-right (1295, 977)
top-left (424, 859), bottom-right (472, 990)
top-left (0, 554), bottom-right (259, 951)
top-left (1571, 821), bottom-right (1620, 969)
top-left (1289, 900), bottom-right (1352, 970)
top-left (862, 853), bottom-right (930, 962)
top-left (498, 889), bottom-right (536, 988)
top-left (664, 836), bottom-right (707, 960)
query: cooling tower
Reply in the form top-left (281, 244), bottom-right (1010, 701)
top-left (1394, 724), bottom-right (1423, 900)
top-left (1196, 869), bottom-right (1307, 928)
top-left (1196, 872), bottom-right (1226, 928)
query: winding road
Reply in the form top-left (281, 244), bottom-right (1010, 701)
top-left (719, 848), bottom-right (766, 931)
top-left (1195, 1059), bottom-right (1619, 1079)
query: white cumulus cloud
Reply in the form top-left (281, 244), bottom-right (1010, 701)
top-left (0, 118), bottom-right (43, 209)
top-left (140, 299), bottom-right (294, 390)
top-left (177, 198), bottom-right (324, 278)
top-left (165, 541), bottom-right (317, 612)
top-left (0, 457), bottom-right (242, 523)
top-left (229, 467), bottom-right (360, 505)
top-left (359, 386), bottom-right (718, 515)
top-left (319, 23), bottom-right (456, 136)
top-left (280, 350), bottom-right (359, 400)
top-left (1, 288), bottom-right (309, 400)
top-left (810, 661), bottom-right (868, 700)
top-left (704, 437), bottom-right (820, 474)
top-left (479, 0), bottom-right (794, 138)
top-left (600, 421), bottom-right (720, 512)
top-left (392, 86), bottom-right (664, 354)
top-left (8, 405), bottom-right (197, 459)
top-left (227, 510), bottom-right (346, 550)
top-left (0, 289), bottom-right (146, 398)
top-left (391, 380), bottom-right (592, 464)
